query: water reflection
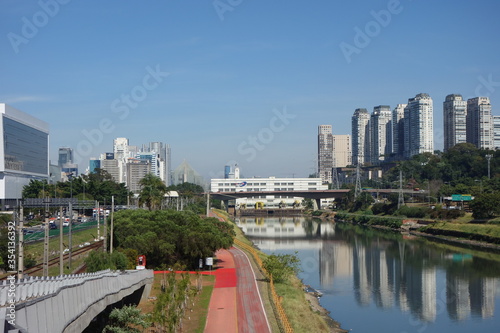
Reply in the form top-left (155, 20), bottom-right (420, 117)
top-left (238, 217), bottom-right (500, 328)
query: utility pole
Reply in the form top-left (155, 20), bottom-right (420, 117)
top-left (206, 192), bottom-right (210, 217)
top-left (59, 206), bottom-right (63, 276)
top-left (398, 170), bottom-right (404, 209)
top-left (96, 201), bottom-right (100, 243)
top-left (486, 154), bottom-right (493, 179)
top-left (103, 201), bottom-right (108, 253)
top-left (17, 201), bottom-right (24, 280)
top-left (43, 197), bottom-right (50, 276)
top-left (354, 164), bottom-right (361, 198)
top-left (68, 201), bottom-right (73, 271)
top-left (110, 196), bottom-right (114, 254)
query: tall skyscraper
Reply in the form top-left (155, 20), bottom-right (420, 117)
top-left (466, 97), bottom-right (493, 149)
top-left (0, 104), bottom-right (49, 208)
top-left (370, 105), bottom-right (392, 164)
top-left (351, 108), bottom-right (370, 166)
top-left (58, 147), bottom-right (73, 167)
top-left (332, 135), bottom-right (352, 168)
top-left (403, 93), bottom-right (434, 159)
top-left (443, 94), bottom-right (467, 152)
top-left (318, 125), bottom-right (333, 183)
top-left (392, 104), bottom-right (406, 160)
top-left (140, 142), bottom-right (172, 186)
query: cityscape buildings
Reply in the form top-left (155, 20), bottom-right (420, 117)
top-left (370, 105), bottom-right (392, 164)
top-left (332, 135), bottom-right (352, 168)
top-left (403, 93), bottom-right (434, 159)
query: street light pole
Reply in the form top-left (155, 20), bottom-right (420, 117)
top-left (486, 154), bottom-right (493, 179)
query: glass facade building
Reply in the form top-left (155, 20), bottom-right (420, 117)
top-left (0, 104), bottom-right (49, 208)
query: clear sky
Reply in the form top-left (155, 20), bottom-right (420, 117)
top-left (1, 0), bottom-right (499, 181)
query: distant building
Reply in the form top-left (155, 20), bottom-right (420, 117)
top-left (332, 135), bottom-right (352, 168)
top-left (352, 108), bottom-right (370, 166)
top-left (101, 158), bottom-right (120, 182)
top-left (172, 160), bottom-right (205, 188)
top-left (113, 137), bottom-right (129, 183)
top-left (467, 97), bottom-right (493, 149)
top-left (126, 158), bottom-right (151, 194)
top-left (318, 125), bottom-right (333, 183)
top-left (403, 93), bottom-right (434, 158)
top-left (58, 147), bottom-right (73, 167)
top-left (224, 165), bottom-right (231, 179)
top-left (89, 158), bottom-right (101, 173)
top-left (443, 94), bottom-right (467, 152)
top-left (370, 105), bottom-right (392, 164)
top-left (493, 115), bottom-right (500, 150)
top-left (392, 104), bottom-right (406, 160)
top-left (0, 104), bottom-right (49, 209)
top-left (210, 176), bottom-right (328, 208)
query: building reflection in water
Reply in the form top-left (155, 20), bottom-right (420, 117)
top-left (240, 217), bottom-right (499, 323)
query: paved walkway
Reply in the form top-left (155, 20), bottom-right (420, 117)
top-left (204, 247), bottom-right (271, 333)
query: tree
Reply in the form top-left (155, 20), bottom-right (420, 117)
top-left (138, 174), bottom-right (168, 210)
top-left (262, 252), bottom-right (301, 284)
top-left (103, 305), bottom-right (149, 333)
top-left (84, 251), bottom-right (129, 272)
top-left (469, 193), bottom-right (500, 219)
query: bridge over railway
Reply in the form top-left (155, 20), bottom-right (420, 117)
top-left (0, 269), bottom-right (153, 333)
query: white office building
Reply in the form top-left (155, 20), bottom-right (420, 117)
top-left (392, 104), bottom-right (406, 159)
top-left (332, 134), bottom-right (352, 167)
top-left (0, 104), bottom-right (49, 209)
top-left (210, 177), bottom-right (327, 208)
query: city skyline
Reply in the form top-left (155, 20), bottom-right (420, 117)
top-left (1, 1), bottom-right (499, 179)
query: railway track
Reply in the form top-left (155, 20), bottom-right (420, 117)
top-left (2, 240), bottom-right (104, 279)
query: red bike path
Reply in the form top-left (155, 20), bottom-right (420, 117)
top-left (204, 247), bottom-right (271, 333)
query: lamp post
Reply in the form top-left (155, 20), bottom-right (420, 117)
top-left (486, 154), bottom-right (493, 179)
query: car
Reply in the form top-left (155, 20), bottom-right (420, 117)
top-left (62, 220), bottom-right (69, 227)
top-left (49, 223), bottom-right (57, 230)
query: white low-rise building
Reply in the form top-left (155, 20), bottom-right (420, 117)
top-left (210, 177), bottom-right (328, 208)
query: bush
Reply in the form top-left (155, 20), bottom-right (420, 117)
top-left (263, 253), bottom-right (301, 284)
top-left (396, 206), bottom-right (428, 218)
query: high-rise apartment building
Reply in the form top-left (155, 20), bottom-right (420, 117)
top-left (332, 135), bottom-right (352, 168)
top-left (351, 108), bottom-right (370, 165)
top-left (370, 105), bottom-right (392, 164)
top-left (318, 125), bottom-right (333, 183)
top-left (392, 104), bottom-right (406, 160)
top-left (443, 94), bottom-right (467, 152)
top-left (493, 115), bottom-right (500, 150)
top-left (0, 104), bottom-right (49, 208)
top-left (403, 93), bottom-right (434, 158)
top-left (466, 97), bottom-right (493, 149)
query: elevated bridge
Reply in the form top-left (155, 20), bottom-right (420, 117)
top-left (0, 269), bottom-right (153, 333)
top-left (210, 189), bottom-right (424, 209)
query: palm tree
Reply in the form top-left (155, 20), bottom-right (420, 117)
top-left (138, 174), bottom-right (167, 210)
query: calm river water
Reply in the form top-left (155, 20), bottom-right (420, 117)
top-left (237, 216), bottom-right (500, 333)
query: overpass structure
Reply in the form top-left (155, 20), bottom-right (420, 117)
top-left (210, 189), bottom-right (425, 209)
top-left (0, 269), bottom-right (153, 333)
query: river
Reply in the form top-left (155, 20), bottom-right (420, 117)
top-left (236, 216), bottom-right (500, 333)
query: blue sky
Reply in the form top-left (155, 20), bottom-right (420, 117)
top-left (1, 0), bottom-right (499, 180)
